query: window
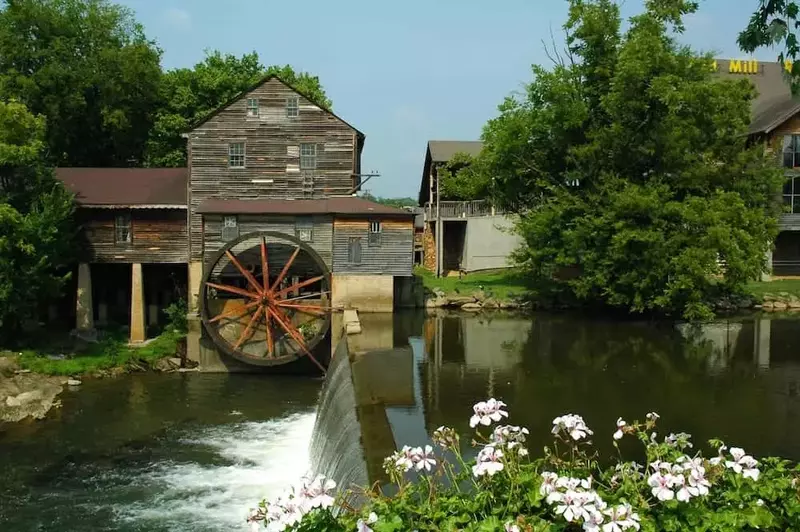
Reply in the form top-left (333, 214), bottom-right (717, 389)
top-left (222, 215), bottom-right (239, 241)
top-left (286, 96), bottom-right (299, 118)
top-left (300, 143), bottom-right (317, 170)
top-left (296, 218), bottom-right (313, 242)
top-left (246, 98), bottom-right (259, 117)
top-left (368, 220), bottom-right (382, 247)
top-left (784, 177), bottom-right (800, 214)
top-left (784, 135), bottom-right (800, 168)
top-left (229, 142), bottom-right (245, 168)
top-left (348, 237), bottom-right (362, 264)
top-left (115, 212), bottom-right (131, 244)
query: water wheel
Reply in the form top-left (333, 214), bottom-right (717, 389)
top-left (199, 231), bottom-right (331, 371)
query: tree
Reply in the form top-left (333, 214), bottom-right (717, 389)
top-left (0, 100), bottom-right (75, 343)
top-left (482, 0), bottom-right (783, 319)
top-left (358, 193), bottom-right (418, 208)
top-left (0, 0), bottom-right (162, 166)
top-left (437, 152), bottom-right (492, 201)
top-left (145, 51), bottom-right (332, 167)
top-left (740, 1), bottom-right (800, 84)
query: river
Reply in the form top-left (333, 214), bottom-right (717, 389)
top-left (1, 312), bottom-right (799, 530)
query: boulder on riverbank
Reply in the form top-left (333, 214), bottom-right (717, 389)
top-left (0, 357), bottom-right (68, 423)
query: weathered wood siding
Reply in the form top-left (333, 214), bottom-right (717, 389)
top-left (332, 218), bottom-right (413, 276)
top-left (188, 78), bottom-right (360, 261)
top-left (203, 214), bottom-right (333, 268)
top-left (78, 209), bottom-right (188, 264)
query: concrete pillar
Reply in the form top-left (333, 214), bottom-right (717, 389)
top-left (754, 318), bottom-right (771, 369)
top-left (148, 289), bottom-right (159, 327)
top-left (130, 263), bottom-right (146, 343)
top-left (762, 248), bottom-right (773, 282)
top-left (97, 302), bottom-right (108, 326)
top-left (188, 261), bottom-right (203, 312)
top-left (291, 275), bottom-right (300, 297)
top-left (75, 263), bottom-right (94, 331)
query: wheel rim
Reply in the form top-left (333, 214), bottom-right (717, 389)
top-left (199, 231), bottom-right (331, 370)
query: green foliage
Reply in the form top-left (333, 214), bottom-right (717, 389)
top-left (17, 329), bottom-right (184, 375)
top-left (746, 278), bottom-right (800, 299)
top-left (358, 193), bottom-right (418, 209)
top-left (415, 266), bottom-right (527, 301)
top-left (438, 152), bottom-right (492, 201)
top-left (162, 298), bottom-right (188, 333)
top-left (482, 0), bottom-right (784, 319)
top-left (145, 51), bottom-right (332, 167)
top-left (0, 0), bottom-right (162, 166)
top-left (740, 1), bottom-right (800, 87)
top-left (0, 100), bottom-right (75, 344)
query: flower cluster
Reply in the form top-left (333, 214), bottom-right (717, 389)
top-left (491, 424), bottom-right (530, 456)
top-left (647, 458), bottom-right (711, 502)
top-left (552, 414), bottom-right (594, 441)
top-left (248, 475), bottom-right (337, 532)
top-left (432, 425), bottom-right (459, 449)
top-left (540, 473), bottom-right (640, 531)
top-left (472, 445), bottom-right (505, 477)
top-left (664, 432), bottom-right (694, 450)
top-left (470, 398), bottom-right (509, 428)
top-left (710, 446), bottom-right (760, 480)
top-left (383, 444), bottom-right (437, 474)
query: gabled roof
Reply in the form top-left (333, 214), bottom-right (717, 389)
top-left (197, 197), bottom-right (412, 217)
top-left (418, 140), bottom-right (484, 205)
top-left (187, 74), bottom-right (365, 139)
top-left (56, 168), bottom-right (187, 207)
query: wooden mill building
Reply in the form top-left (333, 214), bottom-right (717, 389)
top-left (57, 75), bottom-right (414, 345)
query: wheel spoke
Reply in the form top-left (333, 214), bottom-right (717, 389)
top-left (206, 281), bottom-right (259, 300)
top-left (279, 291), bottom-right (331, 303)
top-left (260, 237), bottom-right (270, 293)
top-left (209, 300), bottom-right (260, 323)
top-left (234, 306), bottom-right (264, 350)
top-left (265, 309), bottom-right (274, 357)
top-left (275, 275), bottom-right (324, 299)
top-left (270, 246), bottom-right (300, 292)
top-left (225, 250), bottom-right (263, 295)
top-left (267, 306), bottom-right (326, 373)
top-left (276, 303), bottom-right (329, 316)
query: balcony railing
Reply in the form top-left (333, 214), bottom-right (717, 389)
top-left (424, 200), bottom-right (502, 219)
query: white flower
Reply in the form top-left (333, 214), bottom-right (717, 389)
top-left (540, 472), bottom-right (559, 496)
top-left (552, 414), bottom-right (594, 441)
top-left (583, 508), bottom-right (605, 531)
top-left (504, 522), bottom-right (520, 532)
top-left (602, 503), bottom-right (640, 531)
top-left (298, 475), bottom-right (337, 512)
top-left (356, 512), bottom-right (378, 532)
top-left (757, 499), bottom-right (764, 506)
top-left (470, 398), bottom-right (509, 428)
top-left (646, 412), bottom-right (660, 421)
top-left (672, 472), bottom-right (692, 502)
top-left (413, 445), bottom-right (437, 472)
top-left (472, 446), bottom-right (504, 477)
top-left (725, 447), bottom-right (760, 481)
top-left (648, 472), bottom-right (675, 501)
top-left (393, 446), bottom-right (415, 472)
top-left (613, 418), bottom-right (626, 441)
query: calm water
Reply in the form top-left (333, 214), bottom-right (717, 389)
top-left (2, 312), bottom-right (800, 530)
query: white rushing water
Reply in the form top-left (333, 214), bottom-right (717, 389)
top-left (113, 411), bottom-right (316, 531)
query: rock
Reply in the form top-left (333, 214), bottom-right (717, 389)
top-left (762, 301), bottom-right (775, 310)
top-left (446, 296), bottom-right (475, 306)
top-left (66, 378), bottom-right (81, 386)
top-left (14, 369), bottom-right (31, 374)
top-left (461, 302), bottom-right (483, 311)
top-left (789, 296), bottom-right (800, 309)
top-left (6, 390), bottom-right (43, 407)
top-left (472, 290), bottom-right (486, 302)
top-left (432, 287), bottom-right (446, 298)
top-left (177, 367), bottom-right (200, 373)
top-left (481, 298), bottom-right (500, 309)
top-left (499, 301), bottom-right (520, 309)
top-left (773, 301), bottom-right (789, 311)
top-left (153, 357), bottom-right (181, 372)
top-left (168, 357), bottom-right (183, 367)
top-left (424, 297), bottom-right (446, 308)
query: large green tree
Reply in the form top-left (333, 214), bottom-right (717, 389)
top-left (740, 1), bottom-right (800, 81)
top-left (0, 100), bottom-right (75, 343)
top-left (145, 51), bottom-right (332, 167)
top-left (482, 0), bottom-right (783, 319)
top-left (0, 0), bottom-right (162, 166)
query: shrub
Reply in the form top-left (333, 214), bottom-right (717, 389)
top-left (162, 298), bottom-right (188, 333)
top-left (249, 399), bottom-right (800, 531)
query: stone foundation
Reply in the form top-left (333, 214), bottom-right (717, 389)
top-left (332, 275), bottom-right (394, 312)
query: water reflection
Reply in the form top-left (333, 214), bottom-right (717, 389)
top-left (332, 312), bottom-right (800, 488)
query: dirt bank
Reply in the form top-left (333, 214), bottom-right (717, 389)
top-left (0, 356), bottom-right (69, 423)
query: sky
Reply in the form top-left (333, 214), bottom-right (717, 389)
top-left (118, 0), bottom-right (777, 199)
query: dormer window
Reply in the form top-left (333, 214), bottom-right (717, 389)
top-left (286, 96), bottom-right (299, 118)
top-left (246, 98), bottom-right (259, 117)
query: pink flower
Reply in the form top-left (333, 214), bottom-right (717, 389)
top-left (470, 398), bottom-right (509, 428)
top-left (472, 446), bottom-right (504, 477)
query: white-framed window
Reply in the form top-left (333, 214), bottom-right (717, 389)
top-left (246, 98), bottom-right (259, 117)
top-left (223, 215), bottom-right (238, 228)
top-left (368, 220), bottom-right (382, 247)
top-left (286, 96), bottom-right (299, 118)
top-left (300, 143), bottom-right (317, 170)
top-left (221, 215), bottom-right (239, 241)
top-left (229, 142), bottom-right (245, 168)
top-left (115, 211), bottom-right (132, 244)
top-left (784, 135), bottom-right (800, 168)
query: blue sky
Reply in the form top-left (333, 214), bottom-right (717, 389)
top-left (119, 0), bottom-right (776, 199)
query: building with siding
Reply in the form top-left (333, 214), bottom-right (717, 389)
top-left (57, 75), bottom-right (413, 345)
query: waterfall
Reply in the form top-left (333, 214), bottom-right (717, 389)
top-left (307, 340), bottom-right (369, 492)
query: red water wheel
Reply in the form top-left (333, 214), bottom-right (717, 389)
top-left (199, 231), bottom-right (332, 371)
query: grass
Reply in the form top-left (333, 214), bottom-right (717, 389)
top-left (746, 278), bottom-right (800, 299)
top-left (7, 329), bottom-right (185, 376)
top-left (414, 266), bottom-right (528, 300)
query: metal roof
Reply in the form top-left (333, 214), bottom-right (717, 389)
top-left (56, 168), bottom-right (187, 207)
top-left (427, 140), bottom-right (483, 163)
top-left (197, 197), bottom-right (412, 217)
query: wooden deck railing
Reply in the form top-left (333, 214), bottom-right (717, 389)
top-left (424, 200), bottom-right (501, 219)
